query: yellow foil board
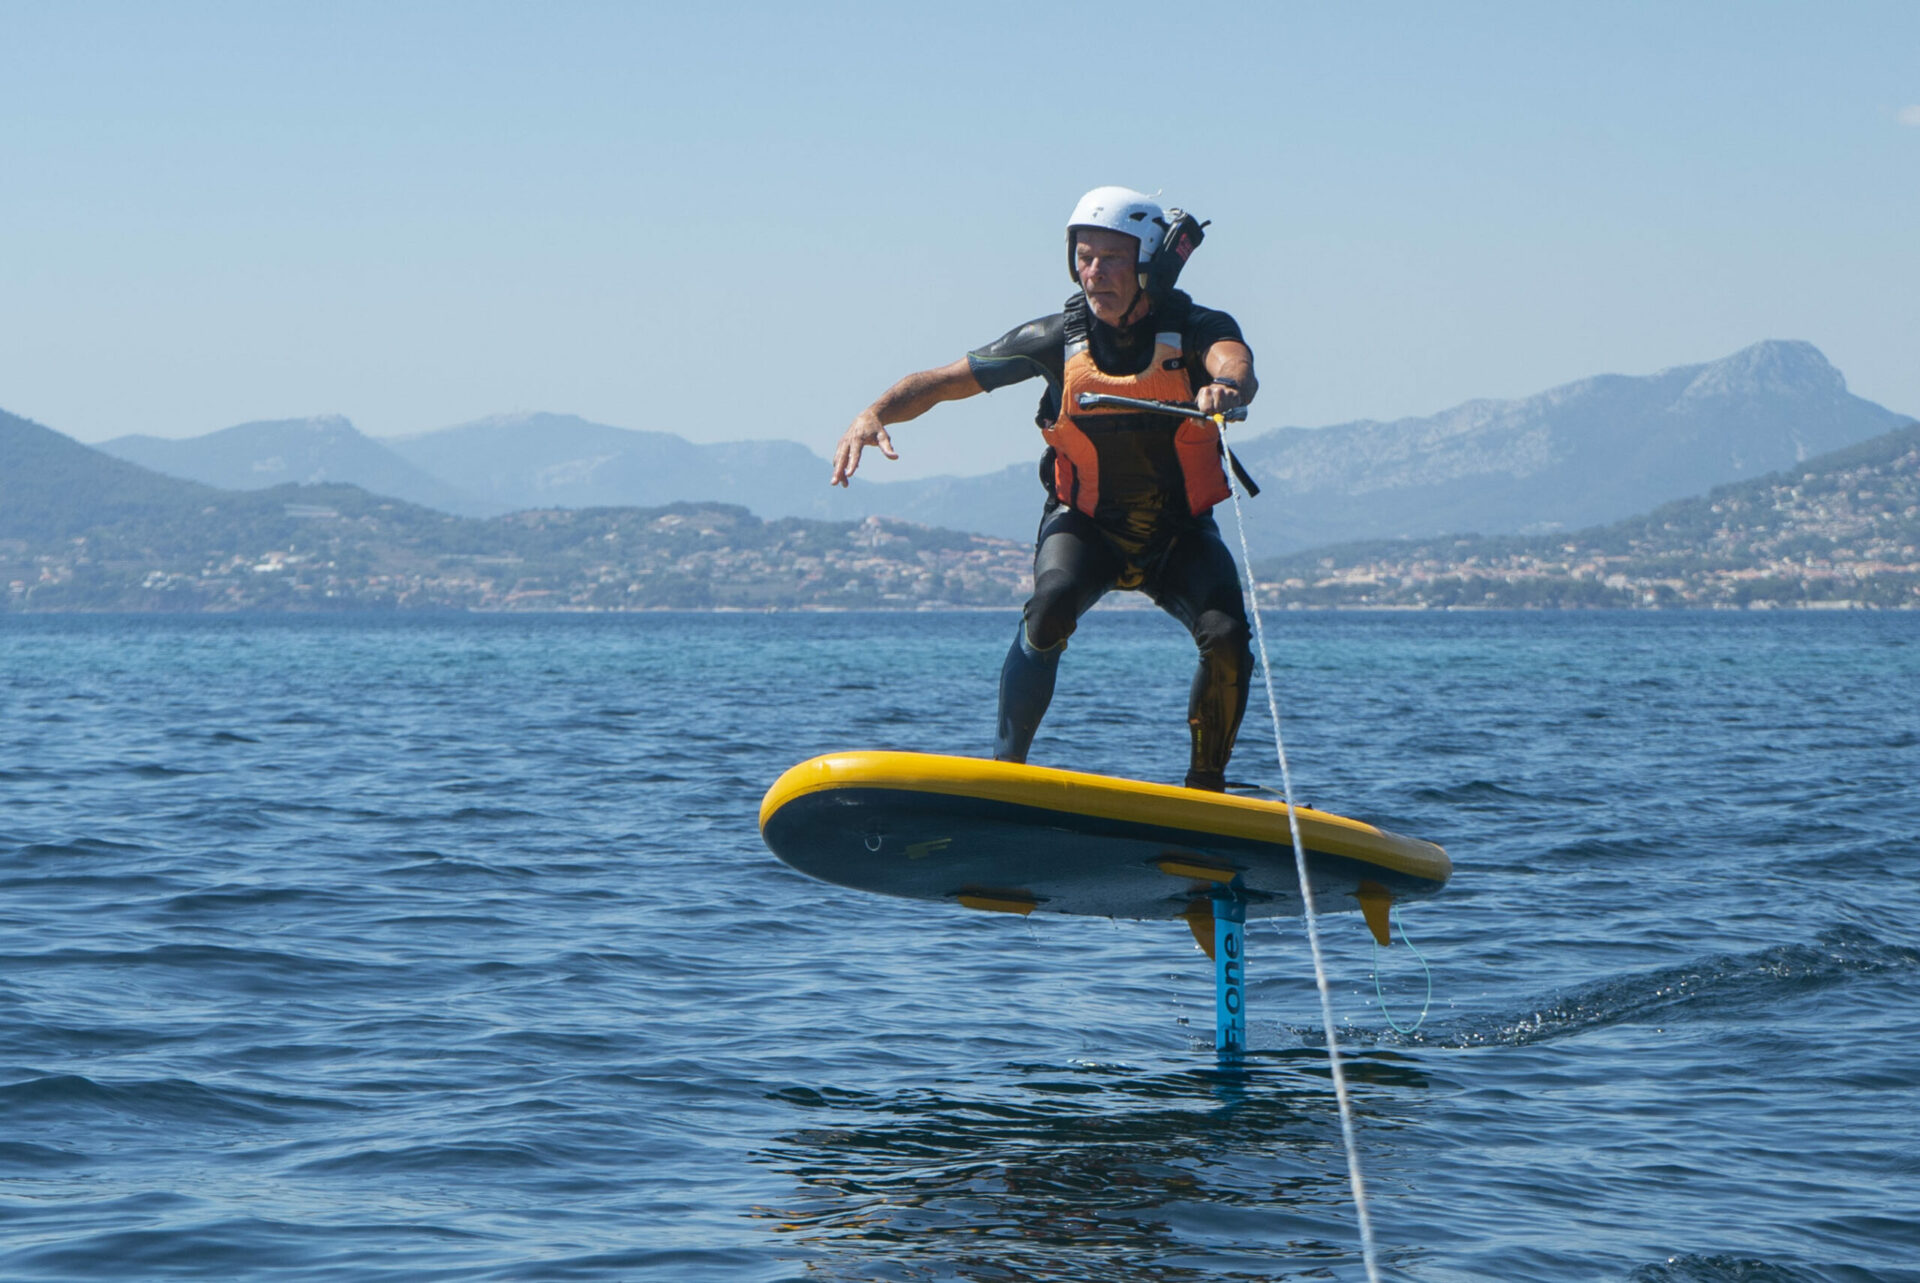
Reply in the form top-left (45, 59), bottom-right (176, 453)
top-left (760, 751), bottom-right (1449, 922)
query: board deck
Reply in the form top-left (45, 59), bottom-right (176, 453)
top-left (760, 751), bottom-right (1449, 926)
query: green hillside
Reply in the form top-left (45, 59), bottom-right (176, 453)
top-left (2, 409), bottom-right (224, 538)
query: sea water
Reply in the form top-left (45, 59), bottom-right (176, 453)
top-left (1, 610), bottom-right (1916, 1282)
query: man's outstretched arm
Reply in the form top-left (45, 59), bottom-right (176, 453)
top-left (831, 358), bottom-right (983, 486)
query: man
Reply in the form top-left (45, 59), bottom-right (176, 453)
top-left (831, 186), bottom-right (1257, 791)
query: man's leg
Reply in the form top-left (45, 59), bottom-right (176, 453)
top-left (1147, 519), bottom-right (1254, 790)
top-left (995, 508), bottom-right (1119, 763)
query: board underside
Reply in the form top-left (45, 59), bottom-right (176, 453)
top-left (760, 752), bottom-right (1450, 921)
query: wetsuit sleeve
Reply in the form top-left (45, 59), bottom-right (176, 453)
top-left (966, 314), bottom-right (1067, 393)
top-left (1183, 304), bottom-right (1247, 367)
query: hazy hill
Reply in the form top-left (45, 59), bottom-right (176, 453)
top-left (2, 407), bottom-right (223, 539)
top-left (1249, 420), bottom-right (1920, 609)
top-left (1, 407), bottom-right (1031, 612)
top-left (1225, 339), bottom-right (1908, 555)
top-left (387, 412), bottom-right (1052, 535)
top-left (382, 413), bottom-right (837, 518)
top-left (99, 415), bottom-right (494, 517)
top-left (2, 407), bottom-right (474, 556)
top-left (857, 463), bottom-right (1049, 543)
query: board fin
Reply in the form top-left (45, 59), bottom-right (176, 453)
top-left (1356, 880), bottom-right (1393, 947)
top-left (1181, 898), bottom-right (1216, 960)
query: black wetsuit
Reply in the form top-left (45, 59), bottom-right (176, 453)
top-left (967, 291), bottom-right (1255, 790)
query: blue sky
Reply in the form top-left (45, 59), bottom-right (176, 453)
top-left (3, 1), bottom-right (1915, 479)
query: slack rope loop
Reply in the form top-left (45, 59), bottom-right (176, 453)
top-left (1372, 907), bottom-right (1435, 1036)
top-left (1218, 416), bottom-right (1383, 1283)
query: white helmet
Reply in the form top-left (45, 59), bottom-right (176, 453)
top-left (1065, 186), bottom-right (1164, 286)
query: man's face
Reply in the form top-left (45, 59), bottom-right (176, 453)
top-left (1073, 226), bottom-right (1143, 325)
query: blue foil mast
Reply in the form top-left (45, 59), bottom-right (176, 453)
top-left (1212, 885), bottom-right (1247, 1058)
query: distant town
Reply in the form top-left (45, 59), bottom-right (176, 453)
top-left (1258, 428), bottom-right (1920, 609)
top-left (5, 503), bottom-right (1036, 613)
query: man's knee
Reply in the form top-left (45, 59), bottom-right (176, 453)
top-left (1194, 608), bottom-right (1251, 666)
top-left (1023, 568), bottom-right (1082, 651)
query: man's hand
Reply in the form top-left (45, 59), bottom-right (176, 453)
top-left (827, 358), bottom-right (983, 487)
top-left (831, 412), bottom-right (898, 487)
top-left (1199, 341), bottom-right (1257, 420)
top-left (1194, 381), bottom-right (1244, 418)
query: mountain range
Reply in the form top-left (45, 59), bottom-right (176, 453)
top-left (1229, 339), bottom-right (1907, 552)
top-left (0, 407), bottom-right (1031, 612)
top-left (72, 340), bottom-right (1915, 558)
top-left (103, 414), bottom-right (480, 516)
top-left (7, 400), bottom-right (1916, 612)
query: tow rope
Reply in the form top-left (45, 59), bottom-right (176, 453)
top-left (1215, 410), bottom-right (1385, 1283)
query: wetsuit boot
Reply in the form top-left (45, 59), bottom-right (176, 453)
top-left (994, 622), bottom-right (1065, 764)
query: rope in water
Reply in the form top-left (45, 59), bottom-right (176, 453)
top-left (1219, 429), bottom-right (1384, 1283)
top-left (1373, 907), bottom-right (1435, 1036)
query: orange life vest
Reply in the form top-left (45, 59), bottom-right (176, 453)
top-left (1040, 299), bottom-right (1231, 520)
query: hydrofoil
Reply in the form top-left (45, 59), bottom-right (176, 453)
top-left (759, 751), bottom-right (1450, 1056)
